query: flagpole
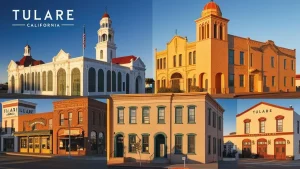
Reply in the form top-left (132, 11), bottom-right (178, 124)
top-left (83, 25), bottom-right (85, 57)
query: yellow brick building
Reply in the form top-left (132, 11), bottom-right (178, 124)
top-left (155, 1), bottom-right (296, 94)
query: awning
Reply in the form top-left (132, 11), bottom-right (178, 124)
top-left (13, 130), bottom-right (52, 136)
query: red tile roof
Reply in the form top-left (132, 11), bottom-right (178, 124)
top-left (16, 56), bottom-right (44, 67)
top-left (112, 55), bottom-right (137, 64)
top-left (203, 1), bottom-right (220, 10)
top-left (102, 12), bottom-right (110, 18)
top-left (296, 74), bottom-right (300, 79)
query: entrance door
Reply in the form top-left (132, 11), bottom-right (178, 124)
top-left (34, 137), bottom-right (40, 153)
top-left (257, 139), bottom-right (267, 158)
top-left (274, 138), bottom-right (286, 160)
top-left (155, 134), bottom-right (165, 158)
top-left (249, 75), bottom-right (254, 92)
top-left (116, 135), bottom-right (124, 157)
top-left (242, 139), bottom-right (252, 158)
top-left (3, 138), bottom-right (14, 152)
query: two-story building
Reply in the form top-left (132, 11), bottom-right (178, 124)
top-left (155, 1), bottom-right (296, 94)
top-left (107, 93), bottom-right (224, 164)
top-left (224, 102), bottom-right (300, 160)
top-left (1, 99), bottom-right (37, 152)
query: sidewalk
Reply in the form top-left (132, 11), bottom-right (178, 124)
top-left (109, 162), bottom-right (218, 169)
top-left (0, 152), bottom-right (106, 160)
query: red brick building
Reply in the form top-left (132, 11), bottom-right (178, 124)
top-left (14, 98), bottom-right (107, 156)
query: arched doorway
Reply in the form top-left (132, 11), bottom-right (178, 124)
top-left (88, 68), bottom-right (96, 92)
top-left (274, 138), bottom-right (286, 160)
top-left (20, 74), bottom-right (24, 93)
top-left (98, 132), bottom-right (105, 155)
top-left (242, 139), bottom-right (251, 158)
top-left (11, 75), bottom-right (15, 94)
top-left (135, 76), bottom-right (142, 93)
top-left (199, 73), bottom-right (208, 91)
top-left (57, 68), bottom-right (66, 95)
top-left (115, 134), bottom-right (124, 157)
top-left (71, 68), bottom-right (80, 96)
top-left (171, 73), bottom-right (182, 89)
top-left (257, 138), bottom-right (267, 158)
top-left (154, 133), bottom-right (166, 158)
top-left (215, 73), bottom-right (224, 94)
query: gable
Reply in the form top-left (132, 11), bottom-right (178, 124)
top-left (133, 57), bottom-right (146, 68)
top-left (8, 60), bottom-right (18, 70)
top-left (53, 49), bottom-right (70, 62)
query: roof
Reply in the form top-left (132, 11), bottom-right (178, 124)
top-left (203, 1), bottom-right (220, 10)
top-left (296, 74), bottom-right (300, 79)
top-left (16, 56), bottom-right (44, 67)
top-left (112, 55), bottom-right (137, 64)
top-left (236, 102), bottom-right (293, 117)
top-left (102, 12), bottom-right (110, 18)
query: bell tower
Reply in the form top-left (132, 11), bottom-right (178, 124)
top-left (195, 0), bottom-right (230, 94)
top-left (24, 44), bottom-right (31, 56)
top-left (95, 11), bottom-right (117, 62)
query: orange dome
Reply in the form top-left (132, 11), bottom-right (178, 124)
top-left (102, 12), bottom-right (110, 18)
top-left (202, 1), bottom-right (222, 17)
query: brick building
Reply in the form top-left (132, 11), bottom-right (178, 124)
top-left (13, 98), bottom-right (107, 156)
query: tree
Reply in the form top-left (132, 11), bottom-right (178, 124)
top-left (134, 138), bottom-right (142, 167)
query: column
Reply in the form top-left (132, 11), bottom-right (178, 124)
top-left (50, 135), bottom-right (53, 154)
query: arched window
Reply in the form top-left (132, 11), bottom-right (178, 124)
top-left (38, 72), bottom-right (40, 91)
top-left (26, 73), bottom-right (30, 90)
top-left (102, 34), bottom-right (107, 41)
top-left (126, 73), bottom-right (130, 94)
top-left (189, 52), bottom-right (192, 65)
top-left (71, 68), bottom-right (80, 96)
top-left (98, 69), bottom-right (104, 92)
top-left (47, 71), bottom-right (53, 91)
top-left (214, 24), bottom-right (217, 38)
top-left (118, 72), bottom-right (122, 92)
top-left (105, 23), bottom-right (108, 27)
top-left (42, 71), bottom-right (46, 91)
top-left (88, 68), bottom-right (96, 92)
top-left (100, 50), bottom-right (103, 59)
top-left (202, 25), bottom-right (205, 39)
top-left (107, 70), bottom-right (111, 92)
top-left (207, 24), bottom-right (209, 38)
top-left (108, 34), bottom-right (112, 42)
top-left (112, 71), bottom-right (116, 92)
top-left (31, 72), bottom-right (34, 91)
top-left (219, 25), bottom-right (223, 40)
top-left (91, 131), bottom-right (97, 150)
top-left (98, 132), bottom-right (105, 154)
top-left (193, 51), bottom-right (196, 64)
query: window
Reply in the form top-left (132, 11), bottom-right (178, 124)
top-left (229, 74), bottom-right (234, 87)
top-left (11, 119), bottom-right (15, 133)
top-left (163, 58), bottom-right (166, 69)
top-left (277, 119), bottom-right (283, 132)
top-left (156, 59), bottom-right (159, 69)
top-left (128, 135), bottom-right (136, 153)
top-left (297, 121), bottom-right (299, 134)
top-left (213, 112), bottom-right (216, 128)
top-left (260, 121), bottom-right (265, 133)
top-left (69, 112), bottom-right (73, 125)
top-left (158, 107), bottom-right (165, 124)
top-left (179, 54), bottom-right (182, 66)
top-left (240, 51), bottom-right (244, 65)
top-left (142, 135), bottom-right (149, 153)
top-left (218, 116), bottom-right (222, 130)
top-left (208, 135), bottom-right (211, 154)
top-left (48, 119), bottom-right (52, 130)
top-left (189, 52), bottom-right (192, 65)
top-left (245, 122), bottom-right (250, 134)
top-left (142, 107), bottom-right (150, 124)
top-left (21, 138), bottom-right (27, 148)
top-left (272, 76), bottom-right (275, 86)
top-left (208, 108), bottom-right (211, 126)
top-left (188, 135), bottom-right (195, 154)
top-left (175, 107), bottom-right (183, 124)
top-left (292, 77), bottom-right (294, 87)
top-left (271, 57), bottom-right (275, 68)
top-left (4, 120), bottom-right (7, 133)
top-left (78, 111), bottom-right (83, 124)
top-left (250, 53), bottom-right (253, 67)
top-left (193, 51), bottom-right (196, 64)
top-left (284, 77), bottom-right (286, 87)
top-left (175, 135), bottom-right (182, 154)
top-left (229, 50), bottom-right (234, 64)
top-left (60, 114), bottom-right (64, 126)
top-left (117, 107), bottom-right (124, 124)
top-left (263, 76), bottom-right (267, 87)
top-left (214, 24), bottom-right (217, 38)
top-left (173, 55), bottom-right (176, 67)
top-left (292, 60), bottom-right (294, 70)
top-left (91, 131), bottom-right (97, 150)
top-left (239, 75), bottom-right (244, 87)
top-left (284, 59), bottom-right (286, 69)
top-left (129, 107), bottom-right (137, 124)
top-left (188, 106), bottom-right (195, 123)
top-left (213, 137), bottom-right (216, 154)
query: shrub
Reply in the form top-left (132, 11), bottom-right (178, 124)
top-left (157, 87), bottom-right (183, 93)
top-left (190, 86), bottom-right (201, 92)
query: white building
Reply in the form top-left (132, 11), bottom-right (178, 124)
top-left (7, 12), bottom-right (146, 96)
top-left (1, 99), bottom-right (37, 152)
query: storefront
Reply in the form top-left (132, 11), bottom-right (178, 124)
top-left (14, 130), bottom-right (52, 154)
top-left (57, 128), bottom-right (85, 155)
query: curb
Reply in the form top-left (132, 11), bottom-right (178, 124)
top-left (2, 153), bottom-right (106, 160)
top-left (5, 152), bottom-right (52, 158)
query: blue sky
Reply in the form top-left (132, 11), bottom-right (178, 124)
top-left (0, 0), bottom-right (152, 83)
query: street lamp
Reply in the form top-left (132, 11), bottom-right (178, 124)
top-left (64, 118), bottom-right (71, 159)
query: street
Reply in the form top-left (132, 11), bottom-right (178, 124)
top-left (237, 159), bottom-right (300, 169)
top-left (0, 155), bottom-right (108, 169)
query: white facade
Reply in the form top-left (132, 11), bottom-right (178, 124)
top-left (1, 99), bottom-right (37, 152)
top-left (7, 13), bottom-right (146, 96)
